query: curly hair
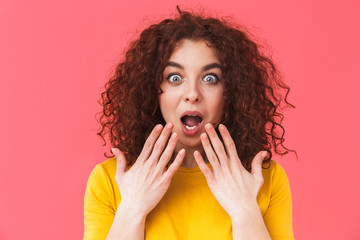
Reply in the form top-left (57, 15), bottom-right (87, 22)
top-left (97, 7), bottom-right (295, 170)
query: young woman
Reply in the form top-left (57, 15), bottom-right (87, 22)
top-left (84, 8), bottom-right (295, 240)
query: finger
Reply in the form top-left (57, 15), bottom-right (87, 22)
top-left (218, 124), bottom-right (240, 163)
top-left (112, 148), bottom-right (127, 179)
top-left (194, 150), bottom-right (215, 185)
top-left (251, 151), bottom-right (267, 183)
top-left (204, 123), bottom-right (228, 162)
top-left (156, 132), bottom-right (178, 173)
top-left (148, 122), bottom-right (173, 163)
top-left (137, 124), bottom-right (163, 163)
top-left (200, 132), bottom-right (221, 175)
top-left (162, 149), bottom-right (185, 180)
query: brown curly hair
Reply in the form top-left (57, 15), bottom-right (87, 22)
top-left (97, 7), bottom-right (295, 170)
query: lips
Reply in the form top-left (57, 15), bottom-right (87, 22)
top-left (180, 111), bottom-right (203, 136)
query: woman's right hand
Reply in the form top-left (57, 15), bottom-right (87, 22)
top-left (111, 123), bottom-right (185, 218)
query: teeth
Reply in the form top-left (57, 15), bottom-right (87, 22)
top-left (184, 124), bottom-right (197, 130)
top-left (181, 114), bottom-right (202, 131)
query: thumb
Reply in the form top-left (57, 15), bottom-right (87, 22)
top-left (111, 148), bottom-right (127, 179)
top-left (251, 151), bottom-right (267, 183)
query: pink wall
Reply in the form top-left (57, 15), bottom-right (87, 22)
top-left (0, 0), bottom-right (359, 239)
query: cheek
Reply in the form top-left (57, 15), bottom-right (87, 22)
top-left (158, 96), bottom-right (167, 116)
top-left (212, 91), bottom-right (225, 118)
top-left (159, 92), bottom-right (177, 120)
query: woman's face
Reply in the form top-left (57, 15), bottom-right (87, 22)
top-left (159, 39), bottom-right (224, 148)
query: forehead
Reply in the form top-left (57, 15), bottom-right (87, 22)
top-left (168, 39), bottom-right (220, 65)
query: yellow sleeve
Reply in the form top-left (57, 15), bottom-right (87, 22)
top-left (263, 162), bottom-right (295, 240)
top-left (83, 164), bottom-right (116, 240)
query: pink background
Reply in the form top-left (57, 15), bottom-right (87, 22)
top-left (0, 0), bottom-right (359, 239)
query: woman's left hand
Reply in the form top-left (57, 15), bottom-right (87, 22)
top-left (194, 123), bottom-right (267, 221)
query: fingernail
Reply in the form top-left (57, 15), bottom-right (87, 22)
top-left (167, 122), bottom-right (173, 129)
top-left (262, 151), bottom-right (267, 158)
top-left (200, 133), bottom-right (207, 140)
top-left (156, 124), bottom-right (163, 130)
top-left (111, 148), bottom-right (116, 154)
top-left (205, 123), bottom-right (212, 130)
top-left (171, 132), bottom-right (178, 139)
top-left (194, 150), bottom-right (200, 157)
top-left (179, 149), bottom-right (185, 155)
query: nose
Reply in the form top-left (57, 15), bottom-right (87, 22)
top-left (183, 79), bottom-right (201, 103)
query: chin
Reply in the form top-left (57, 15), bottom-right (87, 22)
top-left (178, 137), bottom-right (202, 148)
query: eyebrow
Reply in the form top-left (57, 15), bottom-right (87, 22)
top-left (165, 61), bottom-right (223, 71)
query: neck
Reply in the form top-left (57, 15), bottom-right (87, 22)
top-left (175, 144), bottom-right (208, 168)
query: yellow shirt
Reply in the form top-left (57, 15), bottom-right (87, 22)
top-left (84, 158), bottom-right (294, 240)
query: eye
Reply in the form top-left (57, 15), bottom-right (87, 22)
top-left (166, 74), bottom-right (182, 83)
top-left (203, 74), bottom-right (219, 84)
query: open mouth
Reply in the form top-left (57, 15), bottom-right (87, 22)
top-left (181, 115), bottom-right (203, 130)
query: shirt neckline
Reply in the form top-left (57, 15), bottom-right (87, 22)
top-left (177, 162), bottom-right (212, 173)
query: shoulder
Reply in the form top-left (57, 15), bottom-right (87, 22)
top-left (260, 160), bottom-right (294, 239)
top-left (262, 160), bottom-right (289, 183)
top-left (85, 158), bottom-right (117, 194)
top-left (84, 158), bottom-right (118, 239)
top-left (259, 160), bottom-right (292, 203)
top-left (89, 158), bottom-right (117, 179)
top-left (97, 157), bottom-right (117, 172)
